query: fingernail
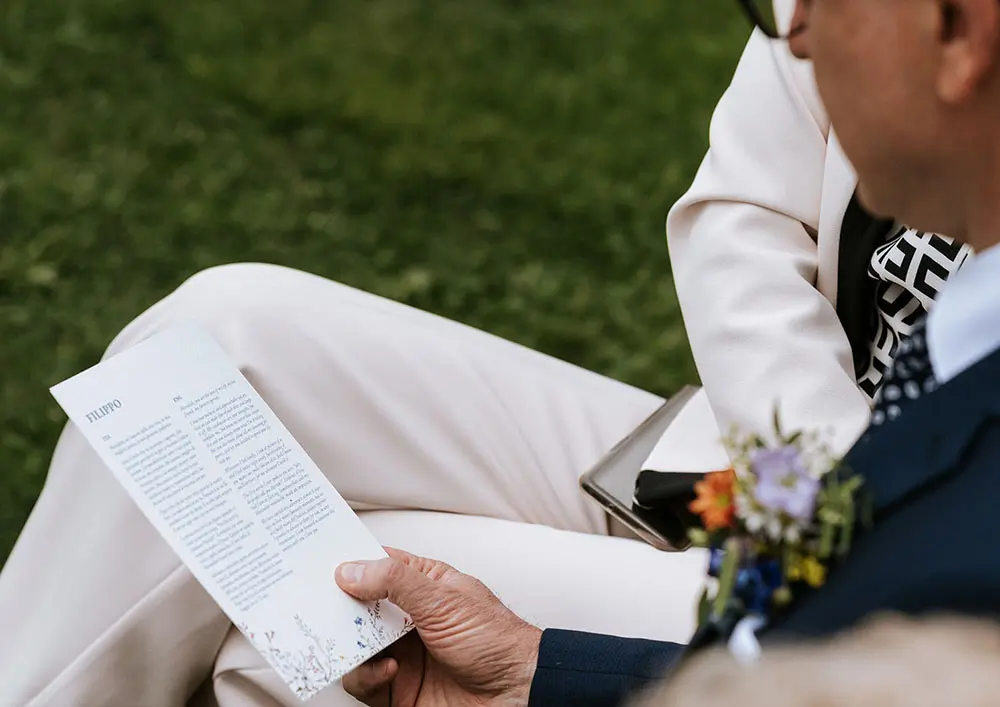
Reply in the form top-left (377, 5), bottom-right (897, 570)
top-left (339, 563), bottom-right (365, 584)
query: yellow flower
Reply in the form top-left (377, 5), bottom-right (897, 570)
top-left (788, 555), bottom-right (827, 588)
top-left (801, 557), bottom-right (827, 587)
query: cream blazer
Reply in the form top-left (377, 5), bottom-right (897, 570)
top-left (661, 30), bottom-right (872, 464)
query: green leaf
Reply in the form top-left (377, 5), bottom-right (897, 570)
top-left (772, 406), bottom-right (784, 439)
top-left (697, 587), bottom-right (712, 626)
top-left (688, 528), bottom-right (710, 547)
top-left (825, 470), bottom-right (841, 498)
top-left (817, 508), bottom-right (842, 525)
top-left (818, 519), bottom-right (835, 559)
top-left (781, 545), bottom-right (794, 572)
top-left (838, 499), bottom-right (856, 557)
top-left (714, 538), bottom-right (740, 617)
top-left (842, 476), bottom-right (864, 494)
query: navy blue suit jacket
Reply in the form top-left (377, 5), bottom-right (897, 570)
top-left (528, 346), bottom-right (1000, 706)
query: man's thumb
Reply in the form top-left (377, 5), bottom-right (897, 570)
top-left (335, 557), bottom-right (439, 620)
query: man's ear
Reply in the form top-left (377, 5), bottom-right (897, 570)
top-left (936, 0), bottom-right (1000, 103)
top-left (787, 0), bottom-right (811, 60)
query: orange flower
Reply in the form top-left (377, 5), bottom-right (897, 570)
top-left (689, 469), bottom-right (738, 531)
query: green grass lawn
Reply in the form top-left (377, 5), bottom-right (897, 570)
top-left (0, 0), bottom-right (750, 564)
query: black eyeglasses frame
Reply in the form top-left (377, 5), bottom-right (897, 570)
top-left (735, 0), bottom-right (805, 40)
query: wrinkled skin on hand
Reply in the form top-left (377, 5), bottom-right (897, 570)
top-left (335, 548), bottom-right (542, 707)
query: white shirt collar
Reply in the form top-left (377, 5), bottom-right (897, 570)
top-left (927, 243), bottom-right (1000, 383)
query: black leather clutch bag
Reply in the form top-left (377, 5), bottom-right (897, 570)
top-left (632, 469), bottom-right (704, 549)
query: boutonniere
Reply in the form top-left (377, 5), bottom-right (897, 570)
top-left (687, 410), bottom-right (871, 627)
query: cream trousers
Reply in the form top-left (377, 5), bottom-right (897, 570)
top-left (0, 263), bottom-right (706, 707)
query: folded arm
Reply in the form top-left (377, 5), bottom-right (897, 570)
top-left (528, 29), bottom-right (876, 707)
top-left (667, 30), bottom-right (871, 455)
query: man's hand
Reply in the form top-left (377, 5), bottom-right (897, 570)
top-left (335, 548), bottom-right (542, 707)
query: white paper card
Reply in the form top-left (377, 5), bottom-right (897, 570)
top-left (50, 325), bottom-right (413, 701)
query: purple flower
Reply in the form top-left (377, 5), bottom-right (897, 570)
top-left (750, 446), bottom-right (820, 521)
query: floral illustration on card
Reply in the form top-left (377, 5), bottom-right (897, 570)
top-left (238, 601), bottom-right (414, 700)
top-left (239, 615), bottom-right (345, 699)
top-left (351, 600), bottom-right (415, 663)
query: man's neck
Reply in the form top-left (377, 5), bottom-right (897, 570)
top-left (964, 200), bottom-right (1000, 253)
top-left (962, 134), bottom-right (1000, 253)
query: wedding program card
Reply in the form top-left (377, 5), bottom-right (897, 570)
top-left (50, 325), bottom-right (413, 701)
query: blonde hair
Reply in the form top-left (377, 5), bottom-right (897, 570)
top-left (631, 614), bottom-right (1000, 707)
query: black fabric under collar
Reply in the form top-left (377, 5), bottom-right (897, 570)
top-left (835, 194), bottom-right (896, 377)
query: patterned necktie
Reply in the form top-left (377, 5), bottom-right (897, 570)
top-left (870, 316), bottom-right (938, 427)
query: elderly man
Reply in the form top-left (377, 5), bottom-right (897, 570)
top-left (334, 0), bottom-right (1000, 705)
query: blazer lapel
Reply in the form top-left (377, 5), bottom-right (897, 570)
top-left (846, 348), bottom-right (1000, 516)
top-left (816, 130), bottom-right (861, 304)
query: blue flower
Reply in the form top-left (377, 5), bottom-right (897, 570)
top-left (757, 558), bottom-right (783, 590)
top-left (354, 616), bottom-right (364, 627)
top-left (708, 547), bottom-right (725, 577)
top-left (734, 562), bottom-right (777, 615)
